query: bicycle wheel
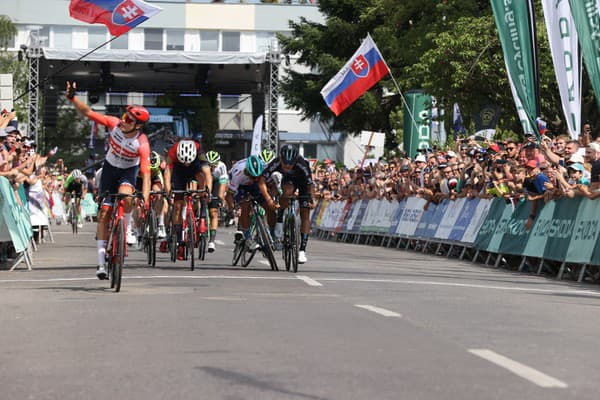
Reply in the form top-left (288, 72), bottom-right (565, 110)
top-left (187, 210), bottom-right (195, 271)
top-left (168, 222), bottom-right (177, 263)
top-left (147, 207), bottom-right (157, 267)
top-left (71, 207), bottom-right (77, 235)
top-left (290, 215), bottom-right (300, 273)
top-left (283, 216), bottom-right (291, 272)
top-left (241, 242), bottom-right (256, 268)
top-left (255, 214), bottom-right (278, 271)
top-left (198, 232), bottom-right (207, 261)
top-left (112, 219), bottom-right (125, 292)
top-left (232, 239), bottom-right (244, 266)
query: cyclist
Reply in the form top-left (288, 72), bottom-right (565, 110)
top-left (264, 144), bottom-right (314, 264)
top-left (63, 168), bottom-right (88, 228)
top-left (205, 150), bottom-right (229, 253)
top-left (164, 139), bottom-right (212, 261)
top-left (227, 155), bottom-right (278, 250)
top-left (66, 81), bottom-right (151, 280)
top-left (133, 151), bottom-right (167, 243)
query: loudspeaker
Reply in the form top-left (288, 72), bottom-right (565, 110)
top-left (43, 89), bottom-right (58, 127)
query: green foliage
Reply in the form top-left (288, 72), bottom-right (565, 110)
top-left (0, 15), bottom-right (17, 50)
top-left (43, 98), bottom-right (92, 167)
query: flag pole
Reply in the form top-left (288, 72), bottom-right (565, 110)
top-left (359, 131), bottom-right (375, 169)
top-left (13, 35), bottom-right (120, 103)
top-left (377, 47), bottom-right (422, 147)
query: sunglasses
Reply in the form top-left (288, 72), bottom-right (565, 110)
top-left (506, 147), bottom-right (516, 150)
top-left (121, 113), bottom-right (137, 124)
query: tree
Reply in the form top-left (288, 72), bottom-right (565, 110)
top-left (0, 16), bottom-right (26, 122)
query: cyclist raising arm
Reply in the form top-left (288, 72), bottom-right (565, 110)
top-left (66, 81), bottom-right (151, 279)
top-left (264, 144), bottom-right (314, 264)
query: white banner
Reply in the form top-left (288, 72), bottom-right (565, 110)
top-left (462, 199), bottom-right (493, 243)
top-left (541, 0), bottom-right (581, 139)
top-left (435, 198), bottom-right (465, 239)
top-left (395, 197), bottom-right (426, 237)
top-left (250, 115), bottom-right (263, 156)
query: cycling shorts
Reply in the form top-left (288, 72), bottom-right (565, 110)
top-left (282, 175), bottom-right (312, 207)
top-left (234, 183), bottom-right (266, 207)
top-left (99, 161), bottom-right (138, 205)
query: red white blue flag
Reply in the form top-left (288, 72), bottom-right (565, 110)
top-left (320, 34), bottom-right (389, 116)
top-left (69, 0), bottom-right (162, 36)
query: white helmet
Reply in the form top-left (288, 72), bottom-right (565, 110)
top-left (176, 140), bottom-right (197, 164)
top-left (71, 169), bottom-right (82, 179)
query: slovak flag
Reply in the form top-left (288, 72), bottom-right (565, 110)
top-left (69, 0), bottom-right (162, 37)
top-left (320, 34), bottom-right (389, 116)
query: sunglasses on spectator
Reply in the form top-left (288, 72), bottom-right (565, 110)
top-left (506, 146), bottom-right (516, 150)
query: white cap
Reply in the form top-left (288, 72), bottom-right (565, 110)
top-left (568, 153), bottom-right (584, 164)
top-left (446, 150), bottom-right (457, 158)
top-left (414, 154), bottom-right (427, 163)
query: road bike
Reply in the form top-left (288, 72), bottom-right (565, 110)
top-left (232, 197), bottom-right (278, 271)
top-left (168, 189), bottom-right (208, 271)
top-left (68, 192), bottom-right (80, 235)
top-left (195, 194), bottom-right (210, 262)
top-left (100, 192), bottom-right (140, 292)
top-left (282, 196), bottom-right (301, 273)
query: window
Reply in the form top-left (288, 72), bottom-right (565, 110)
top-left (200, 31), bottom-right (218, 51)
top-left (145, 28), bottom-right (163, 50)
top-left (2, 31), bottom-right (14, 49)
top-left (111, 33), bottom-right (128, 49)
top-left (107, 93), bottom-right (128, 106)
top-left (36, 26), bottom-right (50, 47)
top-left (255, 32), bottom-right (274, 52)
top-left (303, 143), bottom-right (317, 159)
top-left (222, 32), bottom-right (240, 52)
top-left (88, 27), bottom-right (107, 49)
top-left (166, 29), bottom-right (184, 51)
top-left (220, 95), bottom-right (240, 110)
top-left (53, 26), bottom-right (72, 48)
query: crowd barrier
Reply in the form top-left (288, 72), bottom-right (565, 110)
top-left (311, 196), bottom-right (600, 283)
top-left (0, 177), bottom-right (34, 270)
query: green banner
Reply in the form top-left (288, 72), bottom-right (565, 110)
top-left (569, 0), bottom-right (600, 110)
top-left (474, 198), bottom-right (508, 251)
top-left (491, 0), bottom-right (540, 134)
top-left (497, 199), bottom-right (532, 255)
top-left (522, 200), bottom-right (555, 259)
top-left (567, 198), bottom-right (600, 263)
top-left (543, 197), bottom-right (582, 262)
top-left (403, 90), bottom-right (431, 159)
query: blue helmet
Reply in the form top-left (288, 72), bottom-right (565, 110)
top-left (246, 155), bottom-right (264, 177)
top-left (280, 144), bottom-right (298, 164)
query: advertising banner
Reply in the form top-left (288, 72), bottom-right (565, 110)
top-left (497, 199), bottom-right (532, 255)
top-left (435, 198), bottom-right (465, 240)
top-left (449, 198), bottom-right (479, 242)
top-left (522, 200), bottom-right (556, 259)
top-left (403, 90), bottom-right (432, 160)
top-left (543, 197), bottom-right (582, 262)
top-left (566, 198), bottom-right (600, 263)
top-left (396, 197), bottom-right (426, 237)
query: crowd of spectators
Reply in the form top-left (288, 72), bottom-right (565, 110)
top-left (0, 111), bottom-right (97, 264)
top-left (312, 124), bottom-right (600, 215)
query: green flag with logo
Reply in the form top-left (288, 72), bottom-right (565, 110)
top-left (491, 0), bottom-right (540, 135)
top-left (543, 197), bottom-right (582, 262)
top-left (569, 0), bottom-right (600, 110)
top-left (403, 90), bottom-right (431, 159)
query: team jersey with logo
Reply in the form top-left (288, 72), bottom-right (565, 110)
top-left (212, 161), bottom-right (229, 184)
top-left (88, 111), bottom-right (150, 174)
top-left (228, 158), bottom-right (255, 194)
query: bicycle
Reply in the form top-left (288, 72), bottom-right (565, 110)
top-left (99, 192), bottom-right (140, 292)
top-left (282, 196), bottom-right (301, 273)
top-left (231, 197), bottom-right (278, 271)
top-left (69, 195), bottom-right (78, 235)
top-left (141, 190), bottom-right (165, 267)
top-left (168, 189), bottom-right (208, 271)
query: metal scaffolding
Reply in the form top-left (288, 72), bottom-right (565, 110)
top-left (265, 40), bottom-right (281, 152)
top-left (25, 31), bottom-right (43, 145)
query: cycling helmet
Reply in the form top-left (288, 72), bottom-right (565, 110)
top-left (280, 144), bottom-right (298, 164)
top-left (260, 149), bottom-right (275, 164)
top-left (206, 150), bottom-right (220, 165)
top-left (150, 151), bottom-right (161, 170)
top-left (176, 140), bottom-right (197, 164)
top-left (71, 169), bottom-right (82, 179)
top-left (125, 105), bottom-right (150, 123)
top-left (245, 155), bottom-right (264, 177)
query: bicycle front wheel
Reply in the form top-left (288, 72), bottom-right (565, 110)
top-left (232, 239), bottom-right (244, 266)
top-left (290, 216), bottom-right (300, 273)
top-left (256, 214), bottom-right (278, 271)
top-left (187, 211), bottom-right (195, 271)
top-left (283, 216), bottom-right (292, 271)
top-left (71, 207), bottom-right (77, 235)
top-left (111, 219), bottom-right (125, 292)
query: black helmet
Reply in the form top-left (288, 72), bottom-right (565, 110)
top-left (280, 144), bottom-right (298, 165)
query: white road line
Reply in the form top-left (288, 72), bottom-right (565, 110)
top-left (215, 240), bottom-right (225, 245)
top-left (354, 304), bottom-right (402, 317)
top-left (258, 260), bottom-right (271, 267)
top-left (0, 275), bottom-right (298, 283)
top-left (468, 349), bottom-right (568, 388)
top-left (297, 275), bottom-right (323, 287)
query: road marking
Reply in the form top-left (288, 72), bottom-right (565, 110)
top-left (259, 260), bottom-right (271, 267)
top-left (215, 240), bottom-right (225, 245)
top-left (354, 304), bottom-right (401, 317)
top-left (468, 349), bottom-right (567, 388)
top-left (297, 275), bottom-right (322, 287)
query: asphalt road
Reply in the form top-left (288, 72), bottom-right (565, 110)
top-left (1, 222), bottom-right (599, 400)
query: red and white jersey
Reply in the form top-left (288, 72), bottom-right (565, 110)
top-left (88, 111), bottom-right (150, 174)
